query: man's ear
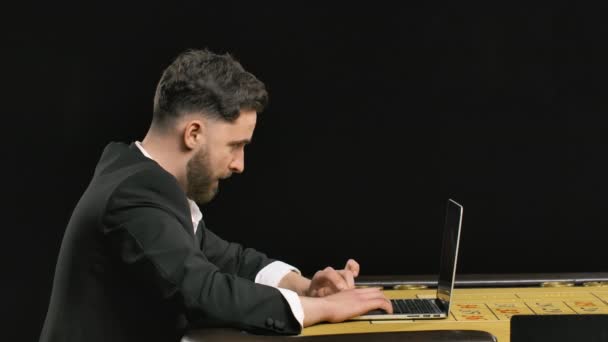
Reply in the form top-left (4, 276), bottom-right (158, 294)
top-left (183, 119), bottom-right (206, 151)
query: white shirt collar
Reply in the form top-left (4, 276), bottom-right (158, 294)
top-left (134, 141), bottom-right (203, 233)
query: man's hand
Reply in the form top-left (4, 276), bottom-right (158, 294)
top-left (300, 287), bottom-right (393, 326)
top-left (307, 259), bottom-right (360, 297)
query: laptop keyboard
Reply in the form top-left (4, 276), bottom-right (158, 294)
top-left (391, 299), bottom-right (443, 314)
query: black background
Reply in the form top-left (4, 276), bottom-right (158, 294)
top-left (5, 2), bottom-right (608, 341)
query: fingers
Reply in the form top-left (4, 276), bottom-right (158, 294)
top-left (323, 267), bottom-right (355, 290)
top-left (324, 288), bottom-right (394, 322)
top-left (338, 269), bottom-right (355, 289)
top-left (371, 297), bottom-right (394, 314)
top-left (354, 288), bottom-right (393, 314)
top-left (357, 288), bottom-right (388, 299)
top-left (345, 259), bottom-right (360, 277)
top-left (319, 267), bottom-right (349, 291)
top-left (309, 261), bottom-right (361, 297)
top-left (355, 286), bottom-right (385, 293)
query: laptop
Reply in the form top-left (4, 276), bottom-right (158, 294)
top-left (353, 198), bottom-right (463, 320)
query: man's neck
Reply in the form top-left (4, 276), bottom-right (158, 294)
top-left (135, 140), bottom-right (203, 232)
top-left (140, 134), bottom-right (188, 191)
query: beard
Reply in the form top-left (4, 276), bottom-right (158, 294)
top-left (186, 147), bottom-right (219, 204)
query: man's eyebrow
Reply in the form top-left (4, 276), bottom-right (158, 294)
top-left (230, 139), bottom-right (251, 146)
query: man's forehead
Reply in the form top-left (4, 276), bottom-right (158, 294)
top-left (235, 110), bottom-right (257, 126)
top-left (208, 111), bottom-right (257, 140)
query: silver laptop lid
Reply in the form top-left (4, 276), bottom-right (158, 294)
top-left (436, 199), bottom-right (463, 312)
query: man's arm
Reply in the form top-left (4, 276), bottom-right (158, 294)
top-left (103, 198), bottom-right (392, 332)
top-left (200, 225), bottom-right (276, 281)
top-left (199, 216), bottom-right (362, 298)
top-left (277, 271), bottom-right (311, 296)
top-left (102, 176), bottom-right (301, 335)
top-left (103, 171), bottom-right (391, 332)
top-left (200, 226), bottom-right (370, 325)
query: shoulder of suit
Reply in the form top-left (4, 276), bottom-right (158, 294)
top-left (95, 142), bottom-right (150, 175)
top-left (105, 166), bottom-right (191, 221)
top-left (96, 142), bottom-right (189, 212)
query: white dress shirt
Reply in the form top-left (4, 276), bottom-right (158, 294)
top-left (134, 141), bottom-right (304, 327)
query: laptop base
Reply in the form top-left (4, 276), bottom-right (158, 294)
top-left (351, 312), bottom-right (447, 320)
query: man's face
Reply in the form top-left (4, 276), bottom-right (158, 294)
top-left (186, 110), bottom-right (257, 204)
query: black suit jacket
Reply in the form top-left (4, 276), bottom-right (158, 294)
top-left (40, 142), bottom-right (300, 342)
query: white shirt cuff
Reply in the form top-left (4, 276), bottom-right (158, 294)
top-left (276, 288), bottom-right (304, 328)
top-left (255, 261), bottom-right (301, 287)
top-left (255, 261), bottom-right (304, 327)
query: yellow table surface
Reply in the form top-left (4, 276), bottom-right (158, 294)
top-left (301, 286), bottom-right (608, 341)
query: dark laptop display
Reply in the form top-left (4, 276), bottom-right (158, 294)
top-left (353, 199), bottom-right (463, 320)
top-left (437, 199), bottom-right (464, 308)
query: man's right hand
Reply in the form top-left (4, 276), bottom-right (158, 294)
top-left (299, 287), bottom-right (393, 327)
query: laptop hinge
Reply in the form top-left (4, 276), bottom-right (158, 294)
top-left (435, 298), bottom-right (449, 311)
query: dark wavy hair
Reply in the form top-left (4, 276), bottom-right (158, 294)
top-left (152, 49), bottom-right (268, 127)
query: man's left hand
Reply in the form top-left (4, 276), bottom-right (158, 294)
top-left (306, 259), bottom-right (360, 297)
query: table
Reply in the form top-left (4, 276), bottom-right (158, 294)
top-left (302, 273), bottom-right (608, 341)
top-left (183, 273), bottom-right (608, 341)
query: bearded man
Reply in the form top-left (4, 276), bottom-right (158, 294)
top-left (40, 49), bottom-right (391, 342)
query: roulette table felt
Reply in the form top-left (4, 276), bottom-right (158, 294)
top-left (184, 273), bottom-right (608, 342)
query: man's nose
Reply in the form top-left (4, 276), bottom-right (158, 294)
top-left (229, 154), bottom-right (244, 174)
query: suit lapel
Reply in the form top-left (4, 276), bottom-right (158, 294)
top-left (195, 220), bottom-right (204, 245)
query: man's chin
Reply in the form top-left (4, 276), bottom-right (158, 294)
top-left (194, 187), bottom-right (219, 204)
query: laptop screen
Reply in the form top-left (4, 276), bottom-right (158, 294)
top-left (436, 199), bottom-right (463, 309)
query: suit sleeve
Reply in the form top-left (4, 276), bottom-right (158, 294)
top-left (101, 171), bottom-right (301, 335)
top-left (199, 224), bottom-right (276, 281)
